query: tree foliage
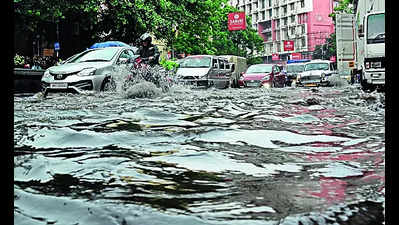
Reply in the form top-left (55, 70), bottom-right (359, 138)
top-left (14, 0), bottom-right (264, 58)
top-left (316, 0), bottom-right (354, 60)
top-left (329, 0), bottom-right (354, 23)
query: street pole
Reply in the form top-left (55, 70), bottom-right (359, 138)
top-left (56, 22), bottom-right (59, 58)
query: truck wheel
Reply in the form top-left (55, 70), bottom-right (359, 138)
top-left (360, 76), bottom-right (376, 92)
top-left (231, 79), bottom-right (236, 88)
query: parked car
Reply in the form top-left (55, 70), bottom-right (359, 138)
top-left (297, 60), bottom-right (337, 87)
top-left (239, 64), bottom-right (286, 88)
top-left (285, 62), bottom-right (306, 86)
top-left (41, 46), bottom-right (139, 94)
top-left (175, 55), bottom-right (233, 88)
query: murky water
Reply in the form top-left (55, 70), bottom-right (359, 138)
top-left (14, 78), bottom-right (385, 224)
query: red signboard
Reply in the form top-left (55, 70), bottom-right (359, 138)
top-left (272, 53), bottom-right (280, 61)
top-left (283, 40), bottom-right (294, 51)
top-left (291, 52), bottom-right (302, 60)
top-left (228, 12), bottom-right (246, 31)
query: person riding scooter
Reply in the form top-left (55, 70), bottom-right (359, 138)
top-left (138, 33), bottom-right (160, 66)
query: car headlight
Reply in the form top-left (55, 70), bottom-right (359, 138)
top-left (261, 75), bottom-right (270, 81)
top-left (43, 70), bottom-right (51, 79)
top-left (198, 74), bottom-right (207, 79)
top-left (78, 68), bottom-right (96, 76)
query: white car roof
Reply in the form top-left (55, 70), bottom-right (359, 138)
top-left (306, 60), bottom-right (331, 64)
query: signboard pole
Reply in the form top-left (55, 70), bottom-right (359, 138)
top-left (228, 12), bottom-right (246, 57)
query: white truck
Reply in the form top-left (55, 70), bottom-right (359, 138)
top-left (336, 0), bottom-right (385, 91)
top-left (353, 0), bottom-right (385, 91)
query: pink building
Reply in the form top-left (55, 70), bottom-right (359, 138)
top-left (229, 0), bottom-right (338, 62)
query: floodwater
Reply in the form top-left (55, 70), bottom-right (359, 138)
top-left (14, 76), bottom-right (385, 224)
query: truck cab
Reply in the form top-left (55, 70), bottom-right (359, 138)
top-left (353, 0), bottom-right (385, 91)
top-left (358, 11), bottom-right (385, 90)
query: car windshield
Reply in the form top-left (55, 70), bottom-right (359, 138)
top-left (70, 48), bottom-right (120, 63)
top-left (367, 13), bottom-right (385, 44)
top-left (246, 64), bottom-right (273, 73)
top-left (304, 63), bottom-right (329, 71)
top-left (179, 56), bottom-right (211, 68)
top-left (287, 64), bottom-right (305, 73)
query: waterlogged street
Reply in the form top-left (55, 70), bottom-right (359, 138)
top-left (14, 81), bottom-right (385, 224)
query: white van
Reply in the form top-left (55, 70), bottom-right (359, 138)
top-left (176, 55), bottom-right (233, 88)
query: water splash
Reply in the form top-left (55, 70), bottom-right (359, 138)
top-left (328, 75), bottom-right (349, 87)
top-left (111, 64), bottom-right (172, 99)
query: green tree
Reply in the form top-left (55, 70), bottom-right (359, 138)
top-left (14, 0), bottom-right (264, 58)
top-left (312, 33), bottom-right (336, 60)
top-left (329, 0), bottom-right (354, 23)
top-left (318, 0), bottom-right (354, 60)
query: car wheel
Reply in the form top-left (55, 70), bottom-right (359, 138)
top-left (102, 77), bottom-right (116, 91)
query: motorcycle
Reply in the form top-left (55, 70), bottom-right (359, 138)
top-left (122, 57), bottom-right (171, 92)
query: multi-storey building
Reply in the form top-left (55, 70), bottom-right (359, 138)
top-left (228, 0), bottom-right (338, 62)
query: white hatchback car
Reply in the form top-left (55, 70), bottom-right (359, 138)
top-left (297, 60), bottom-right (337, 87)
top-left (41, 46), bottom-right (138, 94)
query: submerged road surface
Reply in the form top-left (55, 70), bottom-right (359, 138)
top-left (14, 82), bottom-right (385, 225)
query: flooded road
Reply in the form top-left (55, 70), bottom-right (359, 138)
top-left (14, 82), bottom-right (385, 224)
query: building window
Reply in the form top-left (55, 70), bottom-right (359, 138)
top-left (300, 0), bottom-right (305, 8)
top-left (290, 3), bottom-right (295, 11)
top-left (284, 29), bottom-right (288, 40)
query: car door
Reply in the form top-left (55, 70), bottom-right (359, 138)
top-left (209, 57), bottom-right (219, 82)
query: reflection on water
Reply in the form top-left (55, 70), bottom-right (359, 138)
top-left (14, 84), bottom-right (385, 224)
